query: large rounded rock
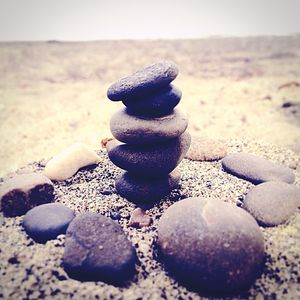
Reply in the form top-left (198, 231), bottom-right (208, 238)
top-left (110, 108), bottom-right (188, 144)
top-left (23, 203), bottom-right (75, 243)
top-left (122, 84), bottom-right (182, 116)
top-left (243, 181), bottom-right (300, 226)
top-left (63, 213), bottom-right (136, 284)
top-left (222, 153), bottom-right (295, 184)
top-left (107, 61), bottom-right (178, 101)
top-left (107, 132), bottom-right (191, 176)
top-left (0, 173), bottom-right (54, 217)
top-left (157, 197), bottom-right (265, 294)
top-left (115, 169), bottom-right (181, 203)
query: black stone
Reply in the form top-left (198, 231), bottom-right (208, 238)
top-left (157, 197), bottom-right (265, 294)
top-left (222, 153), bottom-right (295, 184)
top-left (243, 181), bottom-right (300, 226)
top-left (63, 213), bottom-right (136, 284)
top-left (23, 203), bottom-right (75, 243)
top-left (115, 169), bottom-right (181, 203)
top-left (0, 173), bottom-right (54, 217)
top-left (107, 132), bottom-right (191, 176)
top-left (110, 108), bottom-right (188, 145)
top-left (122, 84), bottom-right (182, 116)
top-left (107, 61), bottom-right (178, 101)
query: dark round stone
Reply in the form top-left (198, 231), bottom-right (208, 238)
top-left (115, 169), bottom-right (181, 203)
top-left (222, 153), bottom-right (295, 184)
top-left (122, 84), bottom-right (182, 116)
top-left (107, 132), bottom-right (191, 176)
top-left (107, 61), bottom-right (178, 101)
top-left (110, 108), bottom-right (188, 145)
top-left (157, 197), bottom-right (265, 294)
top-left (63, 213), bottom-right (136, 284)
top-left (23, 203), bottom-right (75, 243)
top-left (0, 173), bottom-right (54, 217)
top-left (243, 181), bottom-right (300, 226)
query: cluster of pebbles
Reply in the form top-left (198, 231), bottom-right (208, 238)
top-left (0, 62), bottom-right (300, 298)
top-left (106, 61), bottom-right (190, 204)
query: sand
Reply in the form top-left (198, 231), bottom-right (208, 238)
top-left (0, 37), bottom-right (300, 299)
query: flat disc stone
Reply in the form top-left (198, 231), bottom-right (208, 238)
top-left (110, 108), bottom-right (188, 144)
top-left (243, 181), bottom-right (300, 226)
top-left (122, 84), bottom-right (182, 116)
top-left (63, 213), bottom-right (136, 284)
top-left (222, 153), bottom-right (295, 184)
top-left (23, 203), bottom-right (75, 243)
top-left (107, 61), bottom-right (178, 101)
top-left (107, 132), bottom-right (191, 176)
top-left (115, 169), bottom-right (181, 203)
top-left (157, 197), bottom-right (265, 294)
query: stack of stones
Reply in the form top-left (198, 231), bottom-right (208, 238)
top-left (106, 61), bottom-right (191, 203)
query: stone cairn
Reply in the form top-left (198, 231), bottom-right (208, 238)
top-left (106, 61), bottom-right (191, 204)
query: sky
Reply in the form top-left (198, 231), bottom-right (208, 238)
top-left (0, 0), bottom-right (300, 41)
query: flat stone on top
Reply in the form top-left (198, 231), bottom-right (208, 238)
top-left (222, 153), bottom-right (295, 184)
top-left (243, 181), bottom-right (300, 226)
top-left (107, 61), bottom-right (178, 101)
top-left (110, 108), bottom-right (188, 144)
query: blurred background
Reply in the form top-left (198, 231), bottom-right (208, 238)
top-left (0, 0), bottom-right (300, 176)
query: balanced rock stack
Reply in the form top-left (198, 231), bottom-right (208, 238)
top-left (106, 61), bottom-right (191, 203)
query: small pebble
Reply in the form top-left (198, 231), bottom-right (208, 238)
top-left (222, 153), bottom-right (295, 184)
top-left (44, 143), bottom-right (101, 181)
top-left (110, 108), bottom-right (188, 144)
top-left (243, 181), bottom-right (300, 226)
top-left (63, 213), bottom-right (136, 284)
top-left (23, 203), bottom-right (75, 243)
top-left (107, 132), bottom-right (191, 176)
top-left (0, 173), bottom-right (54, 217)
top-left (157, 197), bottom-right (265, 294)
top-left (107, 61), bottom-right (178, 101)
top-left (122, 84), bottom-right (182, 116)
top-left (115, 169), bottom-right (180, 203)
top-left (185, 136), bottom-right (227, 161)
top-left (128, 208), bottom-right (152, 228)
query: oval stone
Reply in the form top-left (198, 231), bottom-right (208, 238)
top-left (63, 213), bottom-right (136, 284)
top-left (157, 197), bottom-right (265, 294)
top-left (115, 169), bottom-right (181, 203)
top-left (110, 108), bottom-right (188, 144)
top-left (23, 203), bottom-right (75, 243)
top-left (0, 173), bottom-right (54, 217)
top-left (243, 181), bottom-right (300, 226)
top-left (222, 153), bottom-right (295, 184)
top-left (107, 61), bottom-right (178, 101)
top-left (122, 84), bottom-right (182, 116)
top-left (107, 132), bottom-right (191, 176)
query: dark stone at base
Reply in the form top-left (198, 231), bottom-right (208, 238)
top-left (115, 169), bottom-right (181, 203)
top-left (23, 203), bottom-right (75, 243)
top-left (222, 153), bottom-right (295, 184)
top-left (243, 181), bottom-right (300, 226)
top-left (157, 197), bottom-right (265, 294)
top-left (110, 108), bottom-right (188, 144)
top-left (63, 213), bottom-right (136, 284)
top-left (122, 84), bottom-right (181, 116)
top-left (107, 132), bottom-right (191, 176)
top-left (0, 173), bottom-right (54, 217)
top-left (107, 61), bottom-right (178, 101)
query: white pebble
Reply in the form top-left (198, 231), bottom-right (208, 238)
top-left (44, 143), bottom-right (101, 181)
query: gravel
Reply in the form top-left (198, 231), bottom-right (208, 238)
top-left (0, 138), bottom-right (299, 300)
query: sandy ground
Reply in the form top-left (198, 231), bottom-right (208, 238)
top-left (0, 37), bottom-right (300, 299)
top-left (0, 36), bottom-right (300, 176)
